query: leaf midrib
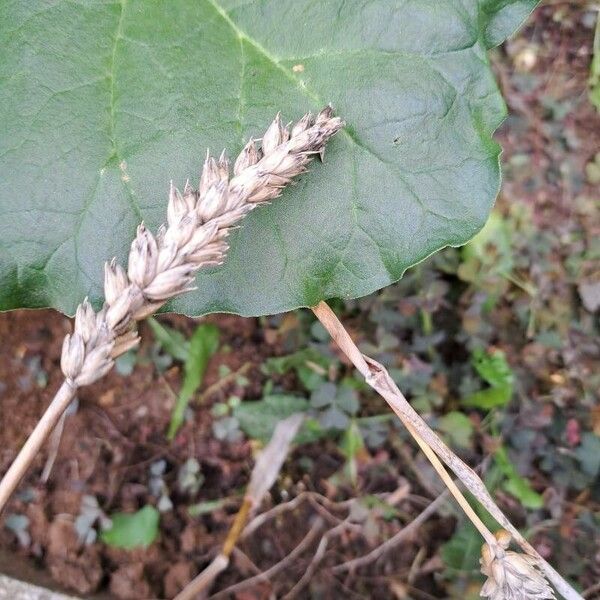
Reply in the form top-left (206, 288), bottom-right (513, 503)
top-left (107, 0), bottom-right (142, 222)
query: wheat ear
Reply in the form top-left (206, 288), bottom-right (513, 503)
top-left (0, 108), bottom-right (343, 514)
top-left (481, 530), bottom-right (556, 600)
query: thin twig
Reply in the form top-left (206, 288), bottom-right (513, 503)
top-left (209, 518), bottom-right (325, 600)
top-left (176, 414), bottom-right (304, 600)
top-left (307, 495), bottom-right (346, 525)
top-left (312, 301), bottom-right (495, 546)
top-left (230, 547), bottom-right (262, 576)
top-left (392, 439), bottom-right (442, 497)
top-left (311, 300), bottom-right (581, 600)
top-left (332, 491), bottom-right (449, 573)
top-left (0, 381), bottom-right (75, 511)
top-left (242, 490), bottom-right (353, 539)
top-left (583, 581), bottom-right (600, 599)
top-left (222, 498), bottom-right (252, 557)
top-left (176, 554), bottom-right (230, 600)
top-left (242, 492), bottom-right (309, 538)
top-left (282, 519), bottom-right (353, 600)
top-left (408, 417), bottom-right (494, 543)
top-left (197, 362), bottom-right (253, 404)
top-left (407, 547), bottom-right (427, 585)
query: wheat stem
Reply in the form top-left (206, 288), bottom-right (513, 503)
top-left (0, 381), bottom-right (76, 511)
top-left (311, 300), bottom-right (581, 600)
top-left (406, 420), bottom-right (495, 545)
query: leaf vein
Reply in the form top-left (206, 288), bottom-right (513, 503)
top-left (107, 0), bottom-right (142, 221)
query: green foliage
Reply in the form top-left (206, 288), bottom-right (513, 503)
top-left (178, 458), bottom-right (204, 496)
top-left (340, 420), bottom-right (365, 485)
top-left (310, 382), bottom-right (359, 430)
top-left (494, 446), bottom-right (544, 509)
top-left (479, 0), bottom-right (540, 48)
top-left (234, 394), bottom-right (322, 443)
top-left (464, 348), bottom-right (514, 409)
top-left (147, 319), bottom-right (189, 363)
top-left (263, 348), bottom-right (332, 392)
top-left (437, 411), bottom-right (474, 449)
top-left (187, 498), bottom-right (228, 518)
top-left (100, 505), bottom-right (159, 550)
top-left (149, 319), bottom-right (220, 439)
top-left (460, 212), bottom-right (514, 280)
top-left (0, 1), bottom-right (537, 315)
top-left (574, 433), bottom-right (600, 478)
top-left (441, 522), bottom-right (482, 576)
top-left (212, 416), bottom-right (243, 443)
top-left (440, 521), bottom-right (486, 599)
top-left (358, 415), bottom-right (392, 450)
top-left (167, 324), bottom-right (220, 439)
top-left (211, 395), bottom-right (243, 442)
top-left (472, 348), bottom-right (514, 389)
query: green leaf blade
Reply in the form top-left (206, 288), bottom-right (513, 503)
top-left (480, 0), bottom-right (540, 48)
top-left (167, 323), bottom-right (220, 440)
top-left (100, 505), bottom-right (160, 550)
top-left (494, 446), bottom-right (544, 509)
top-left (148, 318), bottom-right (190, 363)
top-left (234, 394), bottom-right (321, 444)
top-left (464, 348), bottom-right (514, 409)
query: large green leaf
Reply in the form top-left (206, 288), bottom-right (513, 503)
top-left (0, 1), bottom-right (537, 316)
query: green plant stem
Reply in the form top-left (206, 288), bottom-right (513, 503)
top-left (420, 308), bottom-right (433, 336)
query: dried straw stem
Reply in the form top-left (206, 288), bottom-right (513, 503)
top-left (311, 300), bottom-right (581, 600)
top-left (0, 381), bottom-right (75, 512)
top-left (0, 108), bottom-right (342, 515)
top-left (175, 414), bottom-right (303, 600)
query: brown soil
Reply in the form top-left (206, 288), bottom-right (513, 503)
top-left (0, 312), bottom-right (267, 597)
top-left (0, 309), bottom-right (430, 598)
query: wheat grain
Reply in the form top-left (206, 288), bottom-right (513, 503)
top-left (60, 107), bottom-right (342, 387)
top-left (480, 530), bottom-right (555, 600)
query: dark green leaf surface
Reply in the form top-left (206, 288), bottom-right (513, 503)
top-left (479, 0), bottom-right (539, 48)
top-left (234, 394), bottom-right (322, 443)
top-left (0, 1), bottom-right (537, 315)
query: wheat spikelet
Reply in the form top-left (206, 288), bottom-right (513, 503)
top-left (480, 530), bottom-right (555, 600)
top-left (61, 107), bottom-right (342, 388)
